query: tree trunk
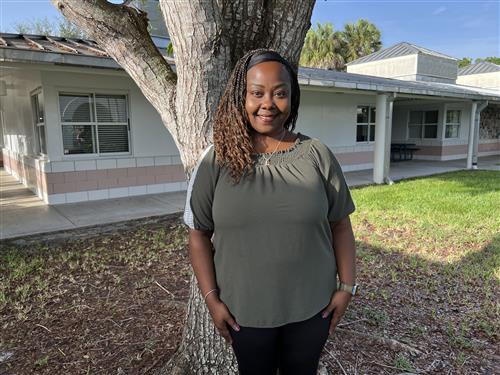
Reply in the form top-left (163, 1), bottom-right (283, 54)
top-left (158, 273), bottom-right (239, 374)
top-left (51, 1), bottom-right (316, 373)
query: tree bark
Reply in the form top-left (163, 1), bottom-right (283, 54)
top-left (51, 1), bottom-right (316, 373)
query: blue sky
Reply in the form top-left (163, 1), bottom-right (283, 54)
top-left (1, 0), bottom-right (498, 59)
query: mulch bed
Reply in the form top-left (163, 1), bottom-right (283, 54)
top-left (0, 214), bottom-right (498, 374)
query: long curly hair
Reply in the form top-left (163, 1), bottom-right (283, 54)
top-left (213, 48), bottom-right (301, 185)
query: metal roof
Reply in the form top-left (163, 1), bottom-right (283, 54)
top-left (1, 33), bottom-right (498, 102)
top-left (346, 42), bottom-right (457, 66)
top-left (0, 33), bottom-right (121, 69)
top-left (298, 67), bottom-right (500, 102)
top-left (458, 61), bottom-right (500, 76)
top-left (0, 33), bottom-right (108, 56)
top-left (0, 33), bottom-right (172, 69)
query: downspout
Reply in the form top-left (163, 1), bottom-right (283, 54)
top-left (472, 101), bottom-right (488, 169)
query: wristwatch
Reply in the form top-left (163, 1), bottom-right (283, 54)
top-left (338, 282), bottom-right (359, 296)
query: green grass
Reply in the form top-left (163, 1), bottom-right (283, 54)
top-left (34, 355), bottom-right (49, 367)
top-left (394, 354), bottom-right (415, 372)
top-left (345, 170), bottom-right (500, 354)
top-left (349, 170), bottom-right (500, 281)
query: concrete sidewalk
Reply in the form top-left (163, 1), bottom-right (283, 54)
top-left (1, 155), bottom-right (498, 240)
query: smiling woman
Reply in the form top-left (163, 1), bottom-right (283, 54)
top-left (183, 49), bottom-right (357, 375)
top-left (245, 60), bottom-right (292, 142)
top-left (211, 49), bottom-right (302, 184)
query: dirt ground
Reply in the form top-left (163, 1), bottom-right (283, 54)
top-left (0, 213), bottom-right (498, 374)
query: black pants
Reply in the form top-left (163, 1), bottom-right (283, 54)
top-left (228, 309), bottom-right (332, 375)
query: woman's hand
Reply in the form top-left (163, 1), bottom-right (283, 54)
top-left (321, 290), bottom-right (352, 335)
top-left (206, 298), bottom-right (240, 345)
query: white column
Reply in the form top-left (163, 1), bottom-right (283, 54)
top-left (383, 99), bottom-right (394, 183)
top-left (373, 93), bottom-right (388, 184)
top-left (472, 101), bottom-right (488, 168)
top-left (466, 101), bottom-right (477, 169)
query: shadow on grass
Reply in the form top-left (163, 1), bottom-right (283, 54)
top-left (329, 232), bottom-right (499, 373)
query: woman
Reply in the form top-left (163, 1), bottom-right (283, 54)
top-left (184, 49), bottom-right (357, 375)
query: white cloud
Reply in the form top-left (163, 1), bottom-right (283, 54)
top-left (463, 18), bottom-right (484, 28)
top-left (432, 6), bottom-right (447, 16)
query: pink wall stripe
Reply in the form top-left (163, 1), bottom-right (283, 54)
top-left (45, 164), bottom-right (187, 194)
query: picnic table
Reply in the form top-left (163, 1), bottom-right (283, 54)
top-left (391, 143), bottom-right (420, 161)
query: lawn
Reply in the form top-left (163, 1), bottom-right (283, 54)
top-left (1, 170), bottom-right (498, 374)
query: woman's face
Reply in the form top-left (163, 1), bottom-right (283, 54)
top-left (245, 61), bottom-right (292, 136)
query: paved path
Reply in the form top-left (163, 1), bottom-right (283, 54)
top-left (1, 155), bottom-right (498, 240)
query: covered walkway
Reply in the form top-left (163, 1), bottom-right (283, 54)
top-left (1, 155), bottom-right (498, 240)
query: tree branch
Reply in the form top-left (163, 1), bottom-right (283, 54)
top-left (50, 0), bottom-right (178, 128)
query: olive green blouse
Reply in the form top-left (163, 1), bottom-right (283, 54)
top-left (183, 132), bottom-right (356, 328)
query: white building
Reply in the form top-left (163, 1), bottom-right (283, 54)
top-left (1, 34), bottom-right (499, 205)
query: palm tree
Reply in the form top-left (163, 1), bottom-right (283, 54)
top-left (300, 22), bottom-right (346, 70)
top-left (342, 19), bottom-right (382, 62)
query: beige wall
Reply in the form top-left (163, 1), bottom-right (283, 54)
top-left (346, 55), bottom-right (417, 80)
top-left (347, 53), bottom-right (457, 84)
top-left (457, 72), bottom-right (500, 90)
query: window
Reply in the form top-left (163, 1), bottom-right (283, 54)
top-left (31, 90), bottom-right (47, 155)
top-left (356, 106), bottom-right (376, 142)
top-left (59, 92), bottom-right (130, 155)
top-left (445, 110), bottom-right (461, 138)
top-left (408, 110), bottom-right (438, 139)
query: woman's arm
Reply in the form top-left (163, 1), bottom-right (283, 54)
top-left (187, 228), bottom-right (240, 343)
top-left (321, 215), bottom-right (356, 334)
top-left (187, 228), bottom-right (220, 304)
top-left (331, 215), bottom-right (356, 286)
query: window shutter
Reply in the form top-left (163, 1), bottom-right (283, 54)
top-left (98, 125), bottom-right (129, 153)
top-left (95, 95), bottom-right (127, 123)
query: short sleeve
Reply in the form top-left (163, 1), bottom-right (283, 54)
top-left (183, 145), bottom-right (219, 231)
top-left (310, 139), bottom-right (356, 223)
